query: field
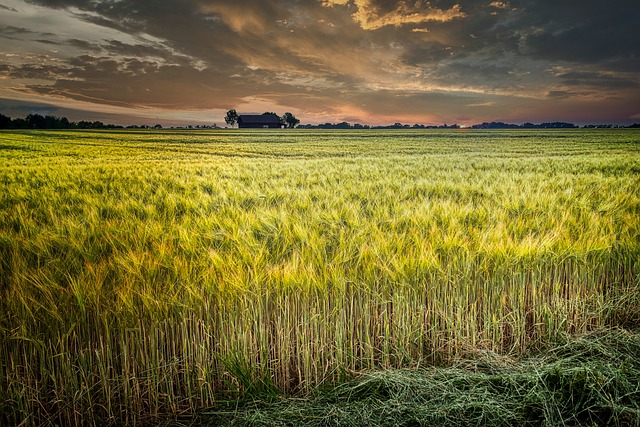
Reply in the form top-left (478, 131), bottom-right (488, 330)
top-left (0, 129), bottom-right (639, 425)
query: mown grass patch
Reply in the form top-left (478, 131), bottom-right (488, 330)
top-left (199, 329), bottom-right (640, 426)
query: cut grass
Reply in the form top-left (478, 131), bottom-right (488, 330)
top-left (199, 328), bottom-right (640, 426)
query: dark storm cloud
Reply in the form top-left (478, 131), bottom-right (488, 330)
top-left (556, 71), bottom-right (639, 90)
top-left (2, 62), bottom-right (72, 81)
top-left (425, 0), bottom-right (640, 73)
top-left (0, 25), bottom-right (31, 35)
top-left (501, 0), bottom-right (640, 64)
top-left (67, 38), bottom-right (95, 49)
top-left (0, 25), bottom-right (55, 38)
top-left (34, 39), bottom-right (61, 45)
top-left (2, 0), bottom-right (639, 124)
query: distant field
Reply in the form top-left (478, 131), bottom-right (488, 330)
top-left (1, 129), bottom-right (639, 425)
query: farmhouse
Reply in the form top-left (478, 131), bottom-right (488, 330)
top-left (237, 114), bottom-right (283, 129)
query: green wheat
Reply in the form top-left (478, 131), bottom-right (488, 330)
top-left (0, 129), bottom-right (638, 425)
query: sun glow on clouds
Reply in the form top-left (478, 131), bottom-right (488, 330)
top-left (321, 0), bottom-right (466, 30)
top-left (489, 1), bottom-right (511, 9)
top-left (200, 3), bottom-right (266, 33)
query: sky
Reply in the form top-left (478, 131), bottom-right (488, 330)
top-left (1, 0), bottom-right (639, 127)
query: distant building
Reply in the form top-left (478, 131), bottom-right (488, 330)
top-left (237, 114), bottom-right (283, 129)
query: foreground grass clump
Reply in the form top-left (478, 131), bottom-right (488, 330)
top-left (201, 329), bottom-right (640, 426)
top-left (0, 129), bottom-right (639, 425)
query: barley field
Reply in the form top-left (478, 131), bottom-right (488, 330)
top-left (0, 129), bottom-right (639, 425)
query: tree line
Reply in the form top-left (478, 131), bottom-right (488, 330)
top-left (3, 111), bottom-right (638, 130)
top-left (0, 113), bottom-right (129, 129)
top-left (299, 121), bottom-right (640, 129)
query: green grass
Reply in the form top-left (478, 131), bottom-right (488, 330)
top-left (0, 129), bottom-right (639, 425)
top-left (199, 329), bottom-right (640, 426)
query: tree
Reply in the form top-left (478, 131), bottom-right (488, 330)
top-left (282, 112), bottom-right (300, 129)
top-left (44, 115), bottom-right (63, 129)
top-left (25, 113), bottom-right (46, 129)
top-left (263, 112), bottom-right (285, 127)
top-left (0, 113), bottom-right (11, 129)
top-left (224, 109), bottom-right (239, 127)
top-left (11, 118), bottom-right (27, 128)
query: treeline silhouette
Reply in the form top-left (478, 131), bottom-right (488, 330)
top-left (0, 113), bottom-right (128, 129)
top-left (2, 112), bottom-right (639, 130)
top-left (470, 121), bottom-right (640, 129)
top-left (471, 121), bottom-right (577, 129)
top-left (299, 122), bottom-right (461, 129)
top-left (301, 121), bottom-right (640, 129)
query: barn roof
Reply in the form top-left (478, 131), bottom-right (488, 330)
top-left (238, 114), bottom-right (281, 124)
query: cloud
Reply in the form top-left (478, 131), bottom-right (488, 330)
top-left (488, 2), bottom-right (510, 9)
top-left (0, 25), bottom-right (55, 38)
top-left (0, 0), bottom-right (638, 125)
top-left (506, 0), bottom-right (640, 65)
top-left (467, 101), bottom-right (496, 107)
top-left (322, 0), bottom-right (466, 30)
top-left (552, 70), bottom-right (640, 91)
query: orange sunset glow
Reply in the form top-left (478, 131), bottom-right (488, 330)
top-left (1, 0), bottom-right (639, 126)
